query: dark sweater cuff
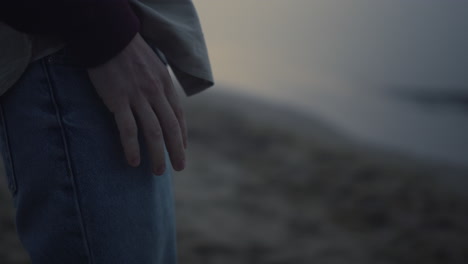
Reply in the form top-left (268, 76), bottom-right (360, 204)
top-left (65, 0), bottom-right (140, 68)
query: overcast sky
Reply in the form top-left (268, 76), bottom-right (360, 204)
top-left (194, 0), bottom-right (468, 92)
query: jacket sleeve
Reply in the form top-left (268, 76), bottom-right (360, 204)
top-left (0, 0), bottom-right (140, 68)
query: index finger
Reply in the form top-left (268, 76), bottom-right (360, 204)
top-left (113, 105), bottom-right (141, 167)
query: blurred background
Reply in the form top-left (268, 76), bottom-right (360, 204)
top-left (1, 0), bottom-right (468, 263)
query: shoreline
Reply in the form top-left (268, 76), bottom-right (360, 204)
top-left (186, 87), bottom-right (467, 171)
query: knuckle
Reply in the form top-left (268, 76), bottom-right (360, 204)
top-left (145, 86), bottom-right (160, 98)
top-left (129, 89), bottom-right (145, 101)
top-left (148, 127), bottom-right (163, 139)
top-left (153, 162), bottom-right (166, 175)
top-left (145, 78), bottom-right (164, 93)
top-left (173, 106), bottom-right (184, 119)
top-left (109, 100), bottom-right (128, 114)
top-left (167, 120), bottom-right (180, 133)
top-left (121, 125), bottom-right (137, 138)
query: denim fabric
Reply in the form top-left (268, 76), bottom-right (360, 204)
top-left (0, 46), bottom-right (177, 264)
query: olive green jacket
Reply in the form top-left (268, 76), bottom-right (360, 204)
top-left (0, 0), bottom-right (214, 97)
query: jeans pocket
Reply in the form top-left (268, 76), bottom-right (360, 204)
top-left (0, 103), bottom-right (17, 196)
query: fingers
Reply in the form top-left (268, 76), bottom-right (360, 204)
top-left (112, 79), bottom-right (186, 175)
top-left (163, 76), bottom-right (188, 149)
top-left (113, 105), bottom-right (140, 167)
top-left (149, 90), bottom-right (186, 172)
top-left (132, 99), bottom-right (167, 176)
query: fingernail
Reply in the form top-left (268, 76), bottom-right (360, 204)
top-left (177, 158), bottom-right (185, 170)
top-left (156, 165), bottom-right (166, 175)
top-left (131, 157), bottom-right (140, 167)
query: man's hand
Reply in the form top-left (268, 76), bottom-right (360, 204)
top-left (86, 32), bottom-right (187, 175)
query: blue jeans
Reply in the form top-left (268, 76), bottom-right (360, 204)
top-left (0, 45), bottom-right (178, 263)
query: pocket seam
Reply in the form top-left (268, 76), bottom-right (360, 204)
top-left (0, 103), bottom-right (18, 195)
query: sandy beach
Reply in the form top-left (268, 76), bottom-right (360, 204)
top-left (1, 88), bottom-right (467, 264)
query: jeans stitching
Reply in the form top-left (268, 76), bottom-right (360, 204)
top-left (0, 103), bottom-right (17, 195)
top-left (40, 58), bottom-right (95, 264)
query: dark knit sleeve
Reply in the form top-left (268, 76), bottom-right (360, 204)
top-left (0, 0), bottom-right (140, 67)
